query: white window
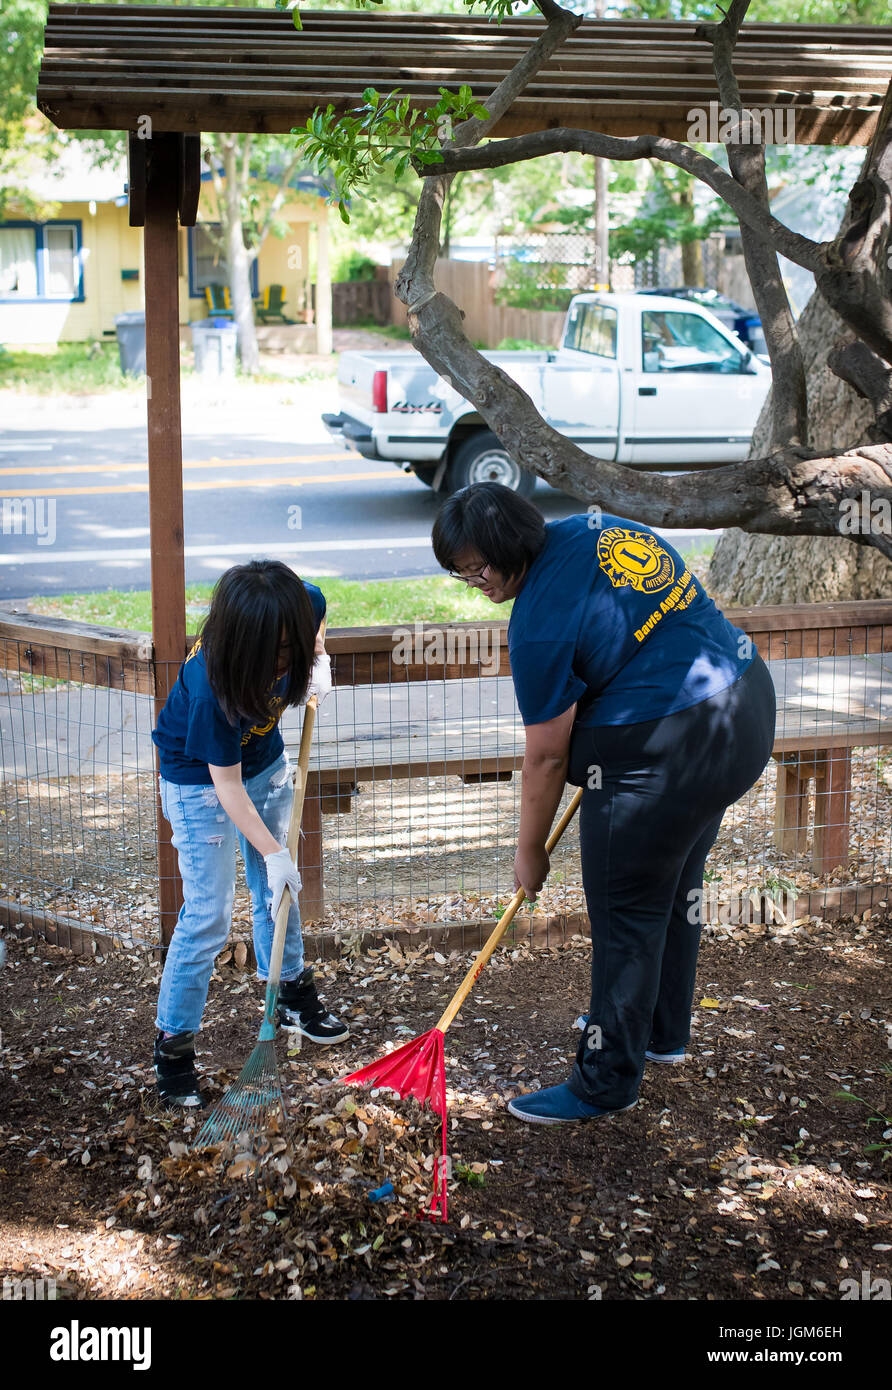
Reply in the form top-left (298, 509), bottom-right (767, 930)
top-left (564, 301), bottom-right (617, 358)
top-left (0, 227), bottom-right (38, 296)
top-left (642, 309), bottom-right (745, 374)
top-left (0, 222), bottom-right (81, 299)
top-left (44, 225), bottom-right (79, 296)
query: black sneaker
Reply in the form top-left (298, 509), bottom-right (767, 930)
top-left (276, 968), bottom-right (349, 1045)
top-left (153, 1030), bottom-right (204, 1108)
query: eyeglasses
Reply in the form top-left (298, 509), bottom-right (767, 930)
top-left (448, 562), bottom-right (492, 586)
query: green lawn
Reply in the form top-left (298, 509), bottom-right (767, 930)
top-left (30, 575), bottom-right (504, 633)
top-left (0, 341), bottom-right (342, 395)
top-left (0, 343), bottom-right (143, 395)
top-left (31, 541), bottom-right (715, 633)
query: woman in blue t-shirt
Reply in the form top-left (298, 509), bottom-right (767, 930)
top-left (432, 483), bottom-right (775, 1125)
top-left (151, 559), bottom-right (348, 1109)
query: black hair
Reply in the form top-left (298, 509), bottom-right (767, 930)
top-left (201, 560), bottom-right (316, 725)
top-left (431, 482), bottom-right (546, 581)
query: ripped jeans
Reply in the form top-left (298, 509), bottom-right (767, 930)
top-left (155, 753), bottom-right (304, 1035)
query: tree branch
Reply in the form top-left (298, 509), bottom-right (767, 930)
top-left (452, 3), bottom-right (583, 149)
top-left (818, 75), bottom-right (892, 366)
top-left (696, 0), bottom-right (808, 450)
top-left (827, 341), bottom-right (892, 441)
top-left (389, 1), bottom-right (892, 560)
top-left (396, 0), bottom-right (582, 315)
top-left (423, 130), bottom-right (823, 274)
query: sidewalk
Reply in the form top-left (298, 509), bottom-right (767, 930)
top-left (0, 328), bottom-right (413, 442)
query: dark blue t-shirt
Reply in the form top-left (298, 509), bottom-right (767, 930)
top-left (152, 580), bottom-right (325, 784)
top-left (508, 515), bottom-right (752, 727)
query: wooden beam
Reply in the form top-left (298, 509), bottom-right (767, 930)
top-left (36, 7), bottom-right (892, 147)
top-left (127, 131), bottom-right (146, 228)
top-left (144, 131), bottom-right (186, 948)
top-left (177, 132), bottom-right (201, 227)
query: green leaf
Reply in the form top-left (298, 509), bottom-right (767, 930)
top-left (292, 7), bottom-right (302, 30)
top-left (338, 200), bottom-right (351, 225)
top-left (472, 103), bottom-right (490, 119)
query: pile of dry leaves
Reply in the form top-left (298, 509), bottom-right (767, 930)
top-left (1, 914), bottom-right (890, 1300)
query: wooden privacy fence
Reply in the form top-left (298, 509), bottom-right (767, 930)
top-left (3, 600), bottom-right (892, 961)
top-left (389, 259), bottom-right (567, 348)
top-left (324, 278), bottom-right (393, 327)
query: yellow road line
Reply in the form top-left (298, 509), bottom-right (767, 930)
top-left (0, 451), bottom-right (355, 478)
top-left (0, 469), bottom-right (404, 498)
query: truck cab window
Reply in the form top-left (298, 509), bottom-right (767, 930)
top-left (564, 303), bottom-right (618, 358)
top-left (641, 309), bottom-right (745, 374)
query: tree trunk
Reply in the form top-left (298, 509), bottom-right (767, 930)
top-left (222, 140), bottom-right (259, 376)
top-left (707, 290), bottom-right (887, 605)
top-left (681, 235), bottom-right (704, 287)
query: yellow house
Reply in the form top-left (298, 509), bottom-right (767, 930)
top-left (0, 143), bottom-right (331, 350)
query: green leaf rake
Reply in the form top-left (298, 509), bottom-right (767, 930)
top-left (192, 694), bottom-right (318, 1150)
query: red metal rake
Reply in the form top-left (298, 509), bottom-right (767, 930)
top-left (342, 788), bottom-right (583, 1220)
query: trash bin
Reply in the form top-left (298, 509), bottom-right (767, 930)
top-left (190, 319), bottom-right (238, 377)
top-left (735, 312), bottom-right (764, 354)
top-left (114, 311), bottom-right (146, 376)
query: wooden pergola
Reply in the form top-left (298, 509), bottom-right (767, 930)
top-left (35, 5), bottom-right (892, 941)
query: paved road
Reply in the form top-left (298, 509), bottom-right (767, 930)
top-left (0, 388), bottom-right (719, 599)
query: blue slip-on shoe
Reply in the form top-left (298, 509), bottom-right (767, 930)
top-left (645, 1047), bottom-right (687, 1064)
top-left (506, 1082), bottom-right (637, 1126)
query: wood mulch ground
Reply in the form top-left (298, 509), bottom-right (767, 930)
top-left (1, 911), bottom-right (890, 1303)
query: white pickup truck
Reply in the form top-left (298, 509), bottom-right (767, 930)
top-left (323, 290), bottom-right (771, 496)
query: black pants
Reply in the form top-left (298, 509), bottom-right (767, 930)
top-left (566, 652), bottom-right (776, 1108)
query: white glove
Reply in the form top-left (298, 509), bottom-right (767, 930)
top-left (264, 848), bottom-right (302, 919)
top-left (303, 652), bottom-right (332, 705)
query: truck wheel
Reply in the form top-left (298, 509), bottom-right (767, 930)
top-left (413, 465), bottom-right (439, 489)
top-left (447, 431), bottom-right (536, 497)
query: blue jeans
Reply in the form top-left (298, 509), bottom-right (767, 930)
top-left (155, 752), bottom-right (304, 1035)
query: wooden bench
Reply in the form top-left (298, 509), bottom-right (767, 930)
top-left (284, 616), bottom-right (892, 919)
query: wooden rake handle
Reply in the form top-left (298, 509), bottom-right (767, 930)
top-left (265, 690), bottom-right (318, 996)
top-left (434, 786), bottom-right (584, 1034)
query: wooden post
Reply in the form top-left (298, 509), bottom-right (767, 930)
top-left (314, 212), bottom-right (333, 356)
top-left (772, 751), bottom-right (813, 856)
top-left (812, 747), bottom-right (852, 874)
top-left (298, 772), bottom-right (325, 922)
top-left (142, 133), bottom-right (188, 946)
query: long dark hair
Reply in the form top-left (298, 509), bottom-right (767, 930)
top-left (432, 482), bottom-right (546, 581)
top-left (201, 560), bottom-right (316, 724)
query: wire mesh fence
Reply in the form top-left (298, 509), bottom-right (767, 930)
top-left (2, 604), bottom-right (892, 961)
top-left (495, 232), bottom-right (600, 312)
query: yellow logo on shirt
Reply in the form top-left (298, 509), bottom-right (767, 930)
top-left (242, 695), bottom-right (285, 744)
top-left (597, 528), bottom-right (675, 594)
